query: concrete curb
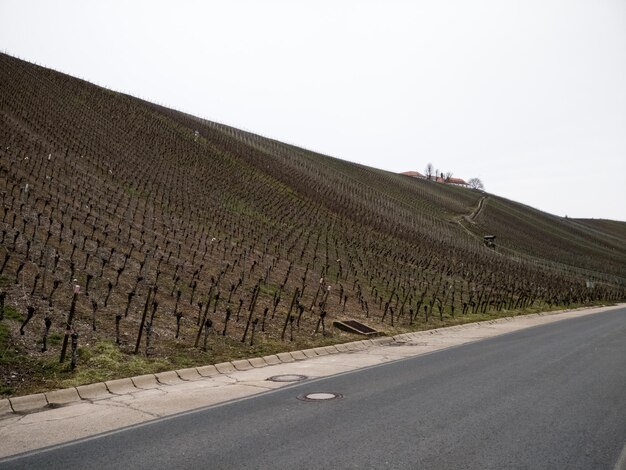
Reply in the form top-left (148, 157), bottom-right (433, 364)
top-left (0, 342), bottom-right (350, 418)
top-left (196, 365), bottom-right (219, 377)
top-left (155, 371), bottom-right (184, 385)
top-left (76, 382), bottom-right (109, 401)
top-left (0, 305), bottom-right (616, 418)
top-left (262, 355), bottom-right (281, 365)
top-left (231, 359), bottom-right (253, 371)
top-left (46, 387), bottom-right (80, 405)
top-left (214, 362), bottom-right (236, 374)
top-left (276, 352), bottom-right (295, 363)
top-left (262, 354), bottom-right (282, 366)
top-left (249, 357), bottom-right (268, 368)
top-left (176, 368), bottom-right (203, 381)
top-left (132, 374), bottom-right (160, 389)
top-left (9, 393), bottom-right (47, 413)
top-left (105, 378), bottom-right (136, 395)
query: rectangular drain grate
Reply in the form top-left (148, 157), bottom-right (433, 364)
top-left (333, 320), bottom-right (380, 336)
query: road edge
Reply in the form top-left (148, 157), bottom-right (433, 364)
top-left (1, 303), bottom-right (623, 418)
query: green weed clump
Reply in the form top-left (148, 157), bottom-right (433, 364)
top-left (61, 340), bottom-right (174, 387)
top-left (2, 306), bottom-right (22, 321)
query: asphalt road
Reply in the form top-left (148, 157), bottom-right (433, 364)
top-left (3, 307), bottom-right (625, 469)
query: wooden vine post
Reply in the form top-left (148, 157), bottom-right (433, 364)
top-left (60, 283), bottom-right (80, 363)
top-left (134, 285), bottom-right (155, 354)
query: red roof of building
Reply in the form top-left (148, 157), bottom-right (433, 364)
top-left (448, 177), bottom-right (468, 185)
top-left (400, 171), bottom-right (424, 178)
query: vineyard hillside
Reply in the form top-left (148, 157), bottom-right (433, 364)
top-left (1, 53), bottom-right (624, 397)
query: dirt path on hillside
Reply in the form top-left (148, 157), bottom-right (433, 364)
top-left (468, 196), bottom-right (487, 222)
top-left (453, 195), bottom-right (506, 255)
top-left (453, 196), bottom-right (488, 241)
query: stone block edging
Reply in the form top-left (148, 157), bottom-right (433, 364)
top-left (0, 305), bottom-right (610, 418)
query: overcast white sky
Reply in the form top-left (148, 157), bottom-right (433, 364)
top-left (2, 0), bottom-right (625, 220)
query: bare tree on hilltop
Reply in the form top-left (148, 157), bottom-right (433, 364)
top-left (425, 163), bottom-right (434, 180)
top-left (468, 177), bottom-right (485, 190)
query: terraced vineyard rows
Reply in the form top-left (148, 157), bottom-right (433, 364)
top-left (1, 53), bottom-right (624, 396)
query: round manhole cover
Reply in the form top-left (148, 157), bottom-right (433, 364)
top-left (297, 392), bottom-right (343, 402)
top-left (267, 374), bottom-right (308, 383)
